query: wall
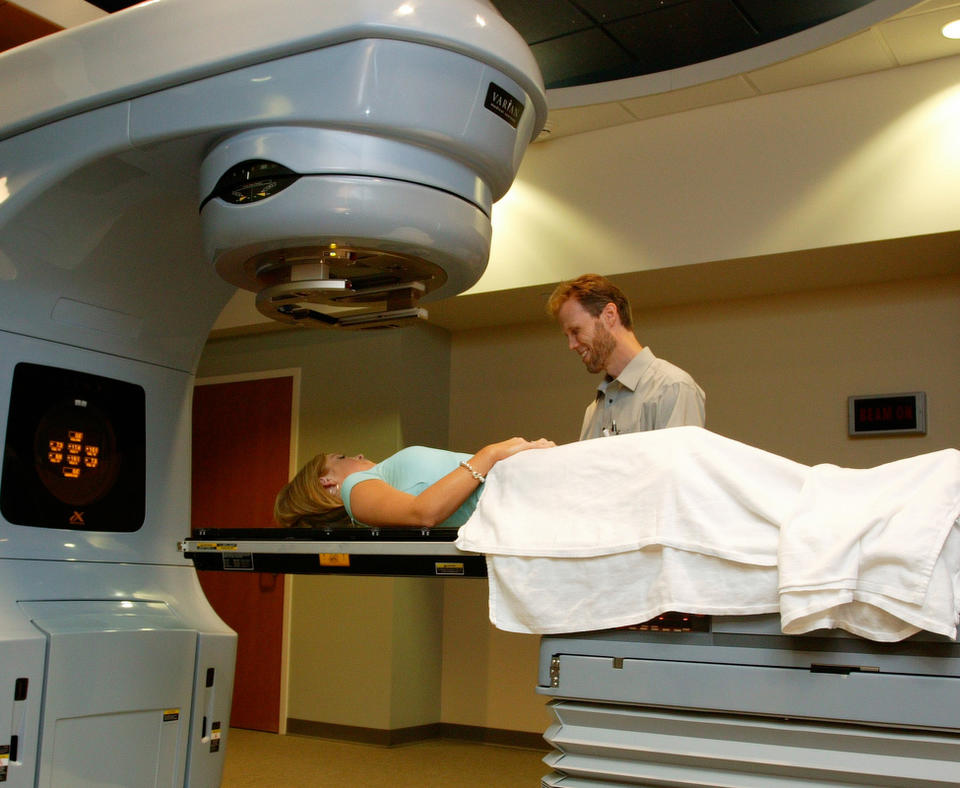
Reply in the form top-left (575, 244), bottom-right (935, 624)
top-left (449, 274), bottom-right (960, 466)
top-left (286, 575), bottom-right (443, 731)
top-left (476, 54), bottom-right (960, 295)
top-left (440, 272), bottom-right (960, 733)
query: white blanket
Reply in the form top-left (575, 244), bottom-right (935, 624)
top-left (779, 453), bottom-right (960, 640)
top-left (455, 427), bottom-right (960, 641)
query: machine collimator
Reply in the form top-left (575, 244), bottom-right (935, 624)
top-left (0, 1), bottom-right (546, 785)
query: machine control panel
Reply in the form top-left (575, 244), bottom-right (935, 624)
top-left (1, 363), bottom-right (145, 531)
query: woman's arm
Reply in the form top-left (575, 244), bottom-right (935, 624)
top-left (349, 437), bottom-right (553, 527)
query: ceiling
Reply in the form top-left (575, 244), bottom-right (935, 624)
top-left (529, 0), bottom-right (960, 140)
top-left (4, 0), bottom-right (960, 143)
top-left (493, 0), bottom-right (879, 89)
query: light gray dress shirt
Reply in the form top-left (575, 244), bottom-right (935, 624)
top-left (579, 347), bottom-right (705, 440)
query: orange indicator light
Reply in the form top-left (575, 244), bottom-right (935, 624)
top-left (62, 467), bottom-right (80, 478)
top-left (49, 440), bottom-right (64, 451)
top-left (69, 430), bottom-right (84, 441)
top-left (48, 452), bottom-right (63, 463)
top-left (84, 457), bottom-right (99, 469)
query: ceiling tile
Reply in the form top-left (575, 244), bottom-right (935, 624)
top-left (891, 0), bottom-right (960, 17)
top-left (877, 5), bottom-right (960, 64)
top-left (736, 0), bottom-right (874, 36)
top-left (620, 75), bottom-right (757, 120)
top-left (604, 0), bottom-right (760, 74)
top-left (531, 27), bottom-right (634, 87)
top-left (489, 0), bottom-right (593, 43)
top-left (573, 0), bottom-right (688, 24)
top-left (539, 102), bottom-right (638, 140)
top-left (745, 30), bottom-right (896, 94)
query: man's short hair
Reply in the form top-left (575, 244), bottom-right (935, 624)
top-left (547, 273), bottom-right (633, 329)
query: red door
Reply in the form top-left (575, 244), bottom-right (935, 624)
top-left (191, 375), bottom-right (294, 733)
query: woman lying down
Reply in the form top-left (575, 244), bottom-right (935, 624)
top-left (274, 427), bottom-right (960, 642)
top-left (274, 436), bottom-right (554, 529)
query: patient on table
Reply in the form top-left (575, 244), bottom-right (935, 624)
top-left (274, 427), bottom-right (960, 643)
top-left (273, 436), bottom-right (554, 529)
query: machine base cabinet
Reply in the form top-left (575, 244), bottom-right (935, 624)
top-left (0, 562), bottom-right (236, 787)
top-left (537, 617), bottom-right (960, 787)
top-left (0, 634), bottom-right (44, 786)
top-left (541, 701), bottom-right (960, 787)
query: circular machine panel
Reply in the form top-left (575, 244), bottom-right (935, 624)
top-left (0, 363), bottom-right (145, 531)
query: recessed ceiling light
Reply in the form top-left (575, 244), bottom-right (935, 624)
top-left (941, 19), bottom-right (960, 39)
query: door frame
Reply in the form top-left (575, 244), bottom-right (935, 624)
top-left (195, 367), bottom-right (300, 734)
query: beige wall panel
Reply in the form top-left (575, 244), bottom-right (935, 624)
top-left (637, 274), bottom-right (960, 466)
top-left (479, 54), bottom-right (960, 295)
top-left (450, 274), bottom-right (959, 464)
top-left (449, 321), bottom-right (589, 449)
top-left (389, 578), bottom-right (444, 729)
top-left (440, 579), bottom-right (551, 733)
top-left (287, 576), bottom-right (397, 728)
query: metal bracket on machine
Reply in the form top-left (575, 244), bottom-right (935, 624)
top-left (252, 249), bottom-right (439, 329)
top-left (257, 280), bottom-right (428, 329)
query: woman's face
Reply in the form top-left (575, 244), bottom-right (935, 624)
top-left (322, 453), bottom-right (375, 484)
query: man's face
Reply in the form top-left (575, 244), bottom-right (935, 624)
top-left (556, 298), bottom-right (616, 374)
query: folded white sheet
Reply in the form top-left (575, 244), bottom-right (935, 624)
top-left (456, 428), bottom-right (960, 641)
top-left (456, 427), bottom-right (804, 564)
top-left (485, 548), bottom-right (780, 635)
top-left (779, 450), bottom-right (960, 641)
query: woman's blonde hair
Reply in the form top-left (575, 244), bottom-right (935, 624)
top-left (274, 453), bottom-right (346, 527)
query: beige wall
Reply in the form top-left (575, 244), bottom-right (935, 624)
top-left (450, 274), bottom-right (960, 465)
top-left (477, 55), bottom-right (960, 296)
top-left (286, 575), bottom-right (444, 730)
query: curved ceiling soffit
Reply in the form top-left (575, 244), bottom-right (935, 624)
top-left (546, 0), bottom-right (921, 109)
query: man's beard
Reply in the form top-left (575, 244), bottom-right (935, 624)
top-left (582, 321), bottom-right (616, 374)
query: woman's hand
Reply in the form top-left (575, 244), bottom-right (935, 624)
top-left (475, 437), bottom-right (555, 472)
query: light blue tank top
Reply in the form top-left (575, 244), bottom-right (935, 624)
top-left (340, 446), bottom-right (482, 527)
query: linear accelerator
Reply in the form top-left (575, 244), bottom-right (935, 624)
top-left (0, 1), bottom-right (544, 785)
top-left (3, 1), bottom-right (958, 786)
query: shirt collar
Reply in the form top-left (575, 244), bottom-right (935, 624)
top-left (597, 346), bottom-right (655, 393)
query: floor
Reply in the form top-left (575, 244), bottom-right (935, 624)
top-left (221, 728), bottom-right (552, 787)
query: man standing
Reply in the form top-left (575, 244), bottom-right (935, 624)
top-left (548, 274), bottom-right (705, 440)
